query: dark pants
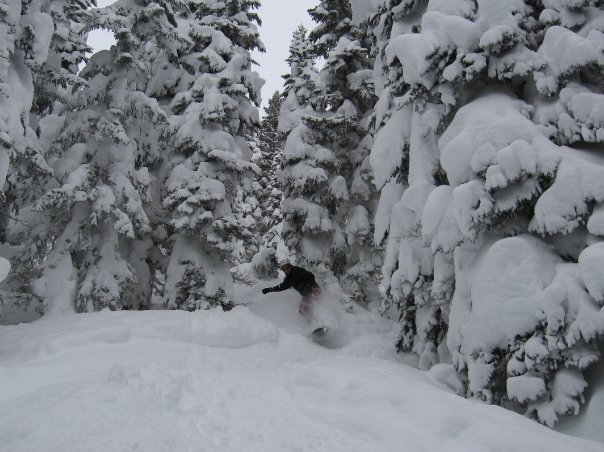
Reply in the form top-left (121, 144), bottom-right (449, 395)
top-left (299, 287), bottom-right (321, 319)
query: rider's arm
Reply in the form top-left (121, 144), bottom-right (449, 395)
top-left (270, 273), bottom-right (293, 292)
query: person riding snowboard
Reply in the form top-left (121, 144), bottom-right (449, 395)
top-left (261, 260), bottom-right (321, 319)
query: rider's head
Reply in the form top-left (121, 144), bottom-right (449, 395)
top-left (278, 259), bottom-right (292, 274)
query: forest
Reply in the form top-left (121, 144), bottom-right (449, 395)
top-left (1, 0), bottom-right (604, 437)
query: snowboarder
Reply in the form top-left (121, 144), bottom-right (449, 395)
top-left (261, 260), bottom-right (321, 319)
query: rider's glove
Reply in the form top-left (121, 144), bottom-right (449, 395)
top-left (262, 288), bottom-right (272, 295)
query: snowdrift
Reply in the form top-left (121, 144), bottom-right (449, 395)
top-left (0, 300), bottom-right (601, 452)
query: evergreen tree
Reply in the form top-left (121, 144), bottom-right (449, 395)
top-left (283, 0), bottom-right (380, 304)
top-left (161, 0), bottom-right (264, 311)
top-left (256, 90), bottom-right (284, 241)
top-left (279, 25), bottom-right (324, 132)
top-left (366, 0), bottom-right (444, 368)
top-left (31, 0), bottom-right (94, 117)
top-left (0, 0), bottom-right (93, 312)
top-left (365, 0), bottom-right (604, 426)
top-left (30, 0), bottom-right (179, 313)
top-left (315, 0), bottom-right (380, 305)
top-left (0, 0), bottom-right (56, 222)
top-left (308, 0), bottom-right (353, 58)
top-left (279, 26), bottom-right (334, 278)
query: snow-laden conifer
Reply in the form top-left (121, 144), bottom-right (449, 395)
top-left (278, 26), bottom-right (336, 280)
top-left (279, 4), bottom-right (380, 304)
top-left (30, 0), bottom-right (179, 313)
top-left (255, 91), bottom-right (284, 241)
top-left (0, 0), bottom-right (56, 208)
top-left (365, 0), bottom-right (604, 425)
top-left (279, 25), bottom-right (325, 133)
top-left (305, 0), bottom-right (380, 304)
top-left (0, 0), bottom-right (93, 312)
top-left (0, 0), bottom-right (55, 235)
top-left (32, 0), bottom-right (93, 115)
top-left (161, 0), bottom-right (264, 311)
top-left (308, 0), bottom-right (353, 58)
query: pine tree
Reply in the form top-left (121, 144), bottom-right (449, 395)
top-left (364, 0), bottom-right (604, 426)
top-left (366, 0), bottom-right (447, 368)
top-left (161, 0), bottom-right (264, 311)
top-left (30, 0), bottom-right (180, 313)
top-left (279, 26), bottom-right (333, 277)
top-left (0, 0), bottom-right (52, 239)
top-left (0, 0), bottom-right (56, 215)
top-left (308, 0), bottom-right (353, 58)
top-left (305, 0), bottom-right (380, 304)
top-left (256, 90), bottom-right (284, 241)
top-left (0, 0), bottom-right (93, 312)
top-left (279, 25), bottom-right (324, 133)
top-left (31, 0), bottom-right (94, 117)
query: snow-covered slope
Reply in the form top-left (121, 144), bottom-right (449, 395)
top-left (0, 290), bottom-right (601, 451)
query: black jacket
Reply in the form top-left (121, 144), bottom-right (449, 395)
top-left (270, 266), bottom-right (319, 296)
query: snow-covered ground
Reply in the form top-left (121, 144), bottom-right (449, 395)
top-left (0, 286), bottom-right (601, 452)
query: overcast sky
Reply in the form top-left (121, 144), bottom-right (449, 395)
top-left (255, 0), bottom-right (317, 110)
top-left (89, 0), bottom-right (318, 111)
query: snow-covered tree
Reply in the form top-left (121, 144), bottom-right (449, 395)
top-left (279, 5), bottom-right (380, 304)
top-left (0, 0), bottom-right (55, 225)
top-left (366, 0), bottom-right (449, 371)
top-left (278, 26), bottom-right (334, 276)
top-left (279, 25), bottom-right (325, 132)
top-left (30, 0), bottom-right (180, 313)
top-left (0, 0), bottom-right (93, 312)
top-left (308, 0), bottom-right (353, 58)
top-left (255, 90), bottom-right (284, 241)
top-left (364, 0), bottom-right (604, 426)
top-left (161, 0), bottom-right (264, 311)
top-left (31, 0), bottom-right (93, 116)
top-left (303, 0), bottom-right (380, 304)
top-left (274, 26), bottom-right (329, 268)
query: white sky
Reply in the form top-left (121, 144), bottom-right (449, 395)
top-left (254, 0), bottom-right (317, 110)
top-left (88, 0), bottom-right (318, 111)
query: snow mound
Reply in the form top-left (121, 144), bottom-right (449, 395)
top-left (464, 235), bottom-right (560, 353)
top-left (0, 256), bottom-right (11, 282)
top-left (0, 309), bottom-right (279, 370)
top-left (0, 302), bottom-right (601, 451)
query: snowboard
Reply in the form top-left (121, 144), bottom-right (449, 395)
top-left (310, 327), bottom-right (329, 344)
